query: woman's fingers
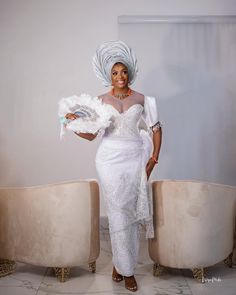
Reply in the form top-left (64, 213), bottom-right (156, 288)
top-left (65, 113), bottom-right (71, 119)
top-left (147, 168), bottom-right (152, 180)
top-left (146, 165), bottom-right (151, 179)
top-left (65, 113), bottom-right (77, 120)
top-left (146, 159), bottom-right (156, 180)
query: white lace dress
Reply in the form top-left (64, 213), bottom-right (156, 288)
top-left (95, 90), bottom-right (160, 276)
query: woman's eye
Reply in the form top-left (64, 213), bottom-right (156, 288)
top-left (123, 70), bottom-right (128, 74)
top-left (112, 72), bottom-right (117, 76)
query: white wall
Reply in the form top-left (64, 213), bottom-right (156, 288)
top-left (120, 17), bottom-right (236, 186)
top-left (1, 0), bottom-right (236, 214)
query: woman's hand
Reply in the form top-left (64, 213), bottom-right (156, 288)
top-left (64, 113), bottom-right (97, 141)
top-left (65, 113), bottom-right (79, 120)
top-left (146, 158), bottom-right (156, 180)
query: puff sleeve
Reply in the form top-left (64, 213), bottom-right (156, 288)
top-left (142, 96), bottom-right (162, 132)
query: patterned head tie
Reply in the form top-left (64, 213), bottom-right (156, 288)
top-left (92, 40), bottom-right (138, 87)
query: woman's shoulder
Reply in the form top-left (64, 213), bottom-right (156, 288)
top-left (130, 90), bottom-right (145, 105)
top-left (131, 89), bottom-right (144, 99)
top-left (143, 94), bottom-right (158, 103)
top-left (131, 90), bottom-right (157, 101)
top-left (98, 92), bottom-right (110, 101)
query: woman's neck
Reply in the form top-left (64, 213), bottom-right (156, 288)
top-left (112, 86), bottom-right (130, 95)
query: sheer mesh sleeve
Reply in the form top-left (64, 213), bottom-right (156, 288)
top-left (142, 96), bottom-right (162, 133)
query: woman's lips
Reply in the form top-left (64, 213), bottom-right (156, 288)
top-left (117, 80), bottom-right (125, 85)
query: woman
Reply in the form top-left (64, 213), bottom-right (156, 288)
top-left (66, 41), bottom-right (162, 292)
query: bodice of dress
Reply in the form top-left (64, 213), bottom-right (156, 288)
top-left (99, 90), bottom-right (161, 139)
top-left (103, 104), bottom-right (143, 138)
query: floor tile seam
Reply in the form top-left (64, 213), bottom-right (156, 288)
top-left (35, 266), bottom-right (49, 295)
top-left (181, 269), bottom-right (194, 295)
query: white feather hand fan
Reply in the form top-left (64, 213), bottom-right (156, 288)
top-left (58, 94), bottom-right (112, 139)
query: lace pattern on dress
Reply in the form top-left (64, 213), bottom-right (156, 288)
top-left (110, 222), bottom-right (139, 276)
top-left (95, 96), bottom-right (156, 276)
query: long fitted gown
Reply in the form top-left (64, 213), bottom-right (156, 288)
top-left (95, 90), bottom-right (160, 276)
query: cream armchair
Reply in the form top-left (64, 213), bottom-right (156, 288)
top-left (149, 180), bottom-right (236, 283)
top-left (0, 180), bottom-right (100, 282)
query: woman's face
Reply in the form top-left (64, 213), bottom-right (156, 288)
top-left (111, 63), bottom-right (129, 89)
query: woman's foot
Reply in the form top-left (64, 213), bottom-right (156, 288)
top-left (112, 266), bottom-right (123, 282)
top-left (124, 275), bottom-right (138, 292)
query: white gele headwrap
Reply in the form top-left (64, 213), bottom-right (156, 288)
top-left (92, 40), bottom-right (138, 87)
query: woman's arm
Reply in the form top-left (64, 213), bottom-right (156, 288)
top-left (152, 127), bottom-right (162, 160)
top-left (146, 127), bottom-right (162, 180)
top-left (74, 132), bottom-right (97, 141)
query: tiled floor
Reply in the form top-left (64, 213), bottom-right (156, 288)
top-left (0, 222), bottom-right (235, 295)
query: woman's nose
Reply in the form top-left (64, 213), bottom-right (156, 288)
top-left (118, 72), bottom-right (124, 79)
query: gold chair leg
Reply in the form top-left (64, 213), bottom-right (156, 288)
top-left (224, 252), bottom-right (233, 268)
top-left (0, 259), bottom-right (16, 277)
top-left (54, 267), bottom-right (70, 282)
top-left (192, 267), bottom-right (205, 283)
top-left (153, 263), bottom-right (165, 276)
top-left (88, 261), bottom-right (96, 273)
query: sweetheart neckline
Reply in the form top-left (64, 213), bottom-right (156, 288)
top-left (103, 103), bottom-right (144, 115)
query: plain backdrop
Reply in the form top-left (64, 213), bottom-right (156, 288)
top-left (0, 0), bottom-right (236, 215)
top-left (119, 15), bottom-right (236, 186)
